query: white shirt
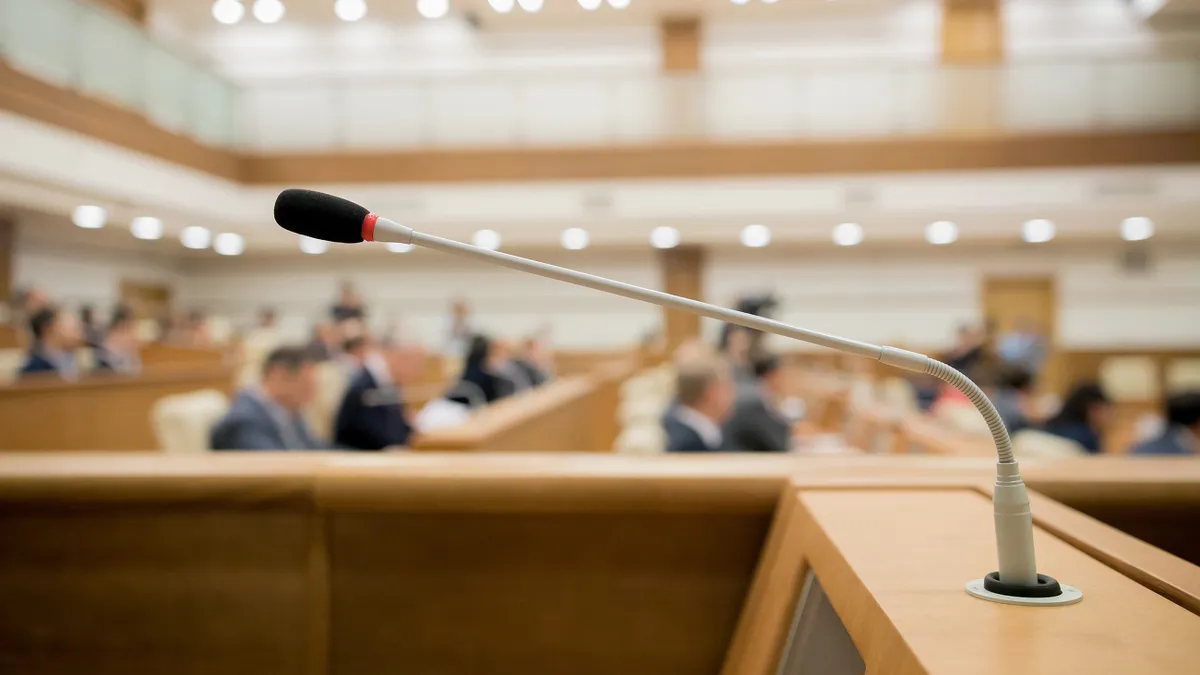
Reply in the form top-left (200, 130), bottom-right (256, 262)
top-left (363, 352), bottom-right (393, 388)
top-left (674, 405), bottom-right (724, 449)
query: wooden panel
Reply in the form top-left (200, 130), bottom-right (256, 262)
top-left (138, 344), bottom-right (230, 369)
top-left (327, 510), bottom-right (770, 675)
top-left (941, 0), bottom-right (1003, 64)
top-left (90, 0), bottom-right (146, 23)
top-left (662, 17), bottom-right (701, 73)
top-left (120, 280), bottom-right (172, 322)
top-left (0, 217), bottom-right (13, 306)
top-left (798, 489), bottom-right (1200, 675)
top-left (0, 62), bottom-right (240, 181)
top-left (660, 245), bottom-right (705, 352)
top-left (0, 366), bottom-right (236, 451)
top-left (981, 276), bottom-right (1058, 388)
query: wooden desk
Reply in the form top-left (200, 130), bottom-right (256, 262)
top-left (139, 343), bottom-right (231, 368)
top-left (0, 366), bottom-right (236, 451)
top-left (895, 414), bottom-right (995, 456)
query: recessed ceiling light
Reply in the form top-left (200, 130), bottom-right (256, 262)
top-left (130, 216), bottom-right (163, 240)
top-left (607, 0), bottom-right (630, 8)
top-left (473, 229), bottom-right (501, 251)
top-left (578, 0), bottom-right (601, 9)
top-left (213, 233), bottom-right (245, 256)
top-left (740, 224), bottom-right (771, 248)
top-left (417, 0), bottom-right (449, 18)
top-left (925, 220), bottom-right (958, 245)
top-left (1120, 216), bottom-right (1154, 242)
top-left (72, 205), bottom-right (107, 229)
top-left (212, 0), bottom-right (245, 24)
top-left (761, 0), bottom-right (779, 4)
top-left (1022, 219), bottom-right (1056, 244)
top-left (517, 0), bottom-right (543, 12)
top-left (385, 242), bottom-right (414, 253)
top-left (490, 0), bottom-right (515, 11)
top-left (252, 0), bottom-right (284, 23)
top-left (561, 228), bottom-right (590, 250)
top-left (650, 226), bottom-right (680, 249)
top-left (180, 226), bottom-right (212, 250)
top-left (731, 0), bottom-right (751, 5)
top-left (334, 0), bottom-right (367, 21)
top-left (299, 236), bottom-right (329, 255)
top-left (832, 222), bottom-right (863, 246)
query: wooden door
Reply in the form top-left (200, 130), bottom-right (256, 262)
top-left (659, 245), bottom-right (705, 353)
top-left (981, 276), bottom-right (1060, 392)
top-left (119, 281), bottom-right (172, 322)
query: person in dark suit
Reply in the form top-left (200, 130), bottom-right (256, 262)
top-left (1132, 392), bottom-right (1200, 455)
top-left (210, 346), bottom-right (325, 451)
top-left (19, 305), bottom-right (82, 381)
top-left (510, 336), bottom-right (551, 389)
top-left (334, 341), bottom-right (427, 450)
top-left (446, 334), bottom-right (509, 408)
top-left (94, 306), bottom-right (141, 375)
top-left (723, 354), bottom-right (792, 453)
top-left (663, 354), bottom-right (735, 453)
top-left (1041, 383), bottom-right (1111, 455)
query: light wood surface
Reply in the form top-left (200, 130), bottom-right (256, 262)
top-left (0, 366), bottom-right (236, 451)
top-left (139, 344), bottom-right (231, 369)
top-left (662, 17), bottom-right (702, 72)
top-left (797, 489), bottom-right (1200, 675)
top-left (941, 0), bottom-right (1003, 64)
top-left (660, 245), bottom-right (705, 352)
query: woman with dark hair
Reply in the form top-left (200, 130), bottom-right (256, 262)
top-left (1041, 383), bottom-right (1111, 454)
top-left (446, 334), bottom-right (507, 407)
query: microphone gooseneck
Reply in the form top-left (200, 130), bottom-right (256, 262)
top-left (273, 188), bottom-right (1081, 607)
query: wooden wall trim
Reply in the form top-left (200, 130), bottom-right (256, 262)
top-left (5, 59), bottom-right (1200, 185)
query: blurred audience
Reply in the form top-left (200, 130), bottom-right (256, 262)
top-left (308, 321), bottom-right (340, 361)
top-left (338, 335), bottom-right (371, 374)
top-left (210, 346), bottom-right (325, 451)
top-left (257, 307), bottom-right (278, 331)
top-left (723, 354), bottom-right (790, 453)
top-left (663, 354), bottom-right (734, 452)
top-left (78, 305), bottom-right (104, 348)
top-left (722, 326), bottom-right (756, 388)
top-left (331, 281), bottom-right (366, 323)
top-left (1131, 392), bottom-right (1200, 456)
top-left (446, 334), bottom-right (510, 408)
top-left (95, 307), bottom-right (141, 375)
top-left (1040, 383), bottom-right (1111, 455)
top-left (334, 340), bottom-right (427, 450)
top-left (991, 365), bottom-right (1036, 435)
top-left (511, 336), bottom-right (552, 388)
top-left (19, 306), bottom-right (82, 380)
top-left (997, 317), bottom-right (1047, 376)
top-left (444, 298), bottom-right (474, 358)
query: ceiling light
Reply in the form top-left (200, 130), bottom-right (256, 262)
top-left (650, 226), bottom-right (680, 249)
top-left (517, 0), bottom-right (543, 12)
top-left (212, 0), bottom-right (245, 24)
top-left (1022, 218), bottom-right (1056, 244)
top-left (72, 205), bottom-right (107, 229)
top-left (213, 233), bottom-right (245, 256)
top-left (385, 242), bottom-right (414, 253)
top-left (252, 0), bottom-right (284, 23)
top-left (607, 0), bottom-right (630, 8)
top-left (731, 0), bottom-right (751, 5)
top-left (417, 0), bottom-right (449, 19)
top-left (334, 0), bottom-right (367, 21)
top-left (473, 229), bottom-right (501, 250)
top-left (490, 0), bottom-right (515, 11)
top-left (299, 236), bottom-right (329, 255)
top-left (1120, 216), bottom-right (1154, 242)
top-left (130, 216), bottom-right (163, 240)
top-left (578, 0), bottom-right (601, 9)
top-left (180, 226), bottom-right (212, 250)
top-left (561, 228), bottom-right (590, 250)
top-left (925, 220), bottom-right (958, 245)
top-left (762, 0), bottom-right (779, 4)
top-left (832, 222), bottom-right (863, 246)
top-left (740, 224), bottom-right (771, 248)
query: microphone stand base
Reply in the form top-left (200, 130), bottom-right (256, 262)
top-left (966, 573), bottom-right (1083, 606)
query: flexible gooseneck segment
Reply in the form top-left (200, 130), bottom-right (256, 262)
top-left (369, 217), bottom-right (1043, 590)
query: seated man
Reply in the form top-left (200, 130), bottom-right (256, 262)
top-left (335, 341), bottom-right (427, 450)
top-left (662, 355), bottom-right (734, 453)
top-left (1132, 392), bottom-right (1199, 455)
top-left (95, 307), bottom-right (142, 375)
top-left (19, 306), bottom-right (82, 380)
top-left (723, 354), bottom-right (791, 453)
top-left (210, 346), bottom-right (325, 451)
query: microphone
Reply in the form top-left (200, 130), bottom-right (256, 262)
top-left (273, 188), bottom-right (1081, 607)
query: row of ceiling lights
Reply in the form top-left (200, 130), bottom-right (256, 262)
top-left (211, 0), bottom-right (636, 24)
top-left (72, 205), bottom-right (1158, 255)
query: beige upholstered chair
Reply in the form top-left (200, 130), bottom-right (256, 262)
top-left (1012, 428), bottom-right (1088, 459)
top-left (1165, 359), bottom-right (1200, 394)
top-left (1099, 356), bottom-right (1159, 401)
top-left (935, 401), bottom-right (992, 436)
top-left (135, 319), bottom-right (161, 343)
top-left (0, 349), bottom-right (24, 383)
top-left (73, 348), bottom-right (95, 372)
top-left (306, 361), bottom-right (351, 444)
top-left (205, 316), bottom-right (235, 345)
top-left (614, 424), bottom-right (666, 455)
top-left (238, 329), bottom-right (282, 386)
top-left (878, 377), bottom-right (919, 412)
top-left (150, 389), bottom-right (230, 454)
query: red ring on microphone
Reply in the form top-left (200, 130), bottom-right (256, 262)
top-left (362, 213), bottom-right (378, 242)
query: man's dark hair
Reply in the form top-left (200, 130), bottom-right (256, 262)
top-left (262, 345), bottom-right (315, 377)
top-left (752, 353), bottom-right (781, 380)
top-left (1166, 392), bottom-right (1200, 429)
top-left (29, 306), bottom-right (59, 341)
top-left (999, 365), bottom-right (1035, 392)
top-left (342, 336), bottom-right (367, 354)
top-left (109, 304), bottom-right (133, 331)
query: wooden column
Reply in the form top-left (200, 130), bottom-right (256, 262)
top-left (661, 17), bottom-right (701, 73)
top-left (659, 245), bottom-right (705, 352)
top-left (941, 0), bottom-right (1003, 64)
top-left (660, 17), bottom-right (703, 139)
top-left (0, 217), bottom-right (13, 308)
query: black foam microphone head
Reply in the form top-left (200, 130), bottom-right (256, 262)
top-left (274, 189), bottom-right (368, 244)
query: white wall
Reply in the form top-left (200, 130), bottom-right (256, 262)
top-left (12, 238), bottom-right (181, 312)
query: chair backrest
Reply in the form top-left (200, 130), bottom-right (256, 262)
top-left (614, 423), bottom-right (666, 455)
top-left (934, 401), bottom-right (991, 436)
top-left (1012, 428), bottom-right (1088, 459)
top-left (306, 361), bottom-right (350, 444)
top-left (150, 389), bottom-right (231, 454)
top-left (878, 377), bottom-right (918, 412)
top-left (0, 349), bottom-right (23, 384)
top-left (1165, 359), bottom-right (1200, 395)
top-left (1099, 356), bottom-right (1159, 401)
top-left (239, 330), bottom-right (282, 386)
